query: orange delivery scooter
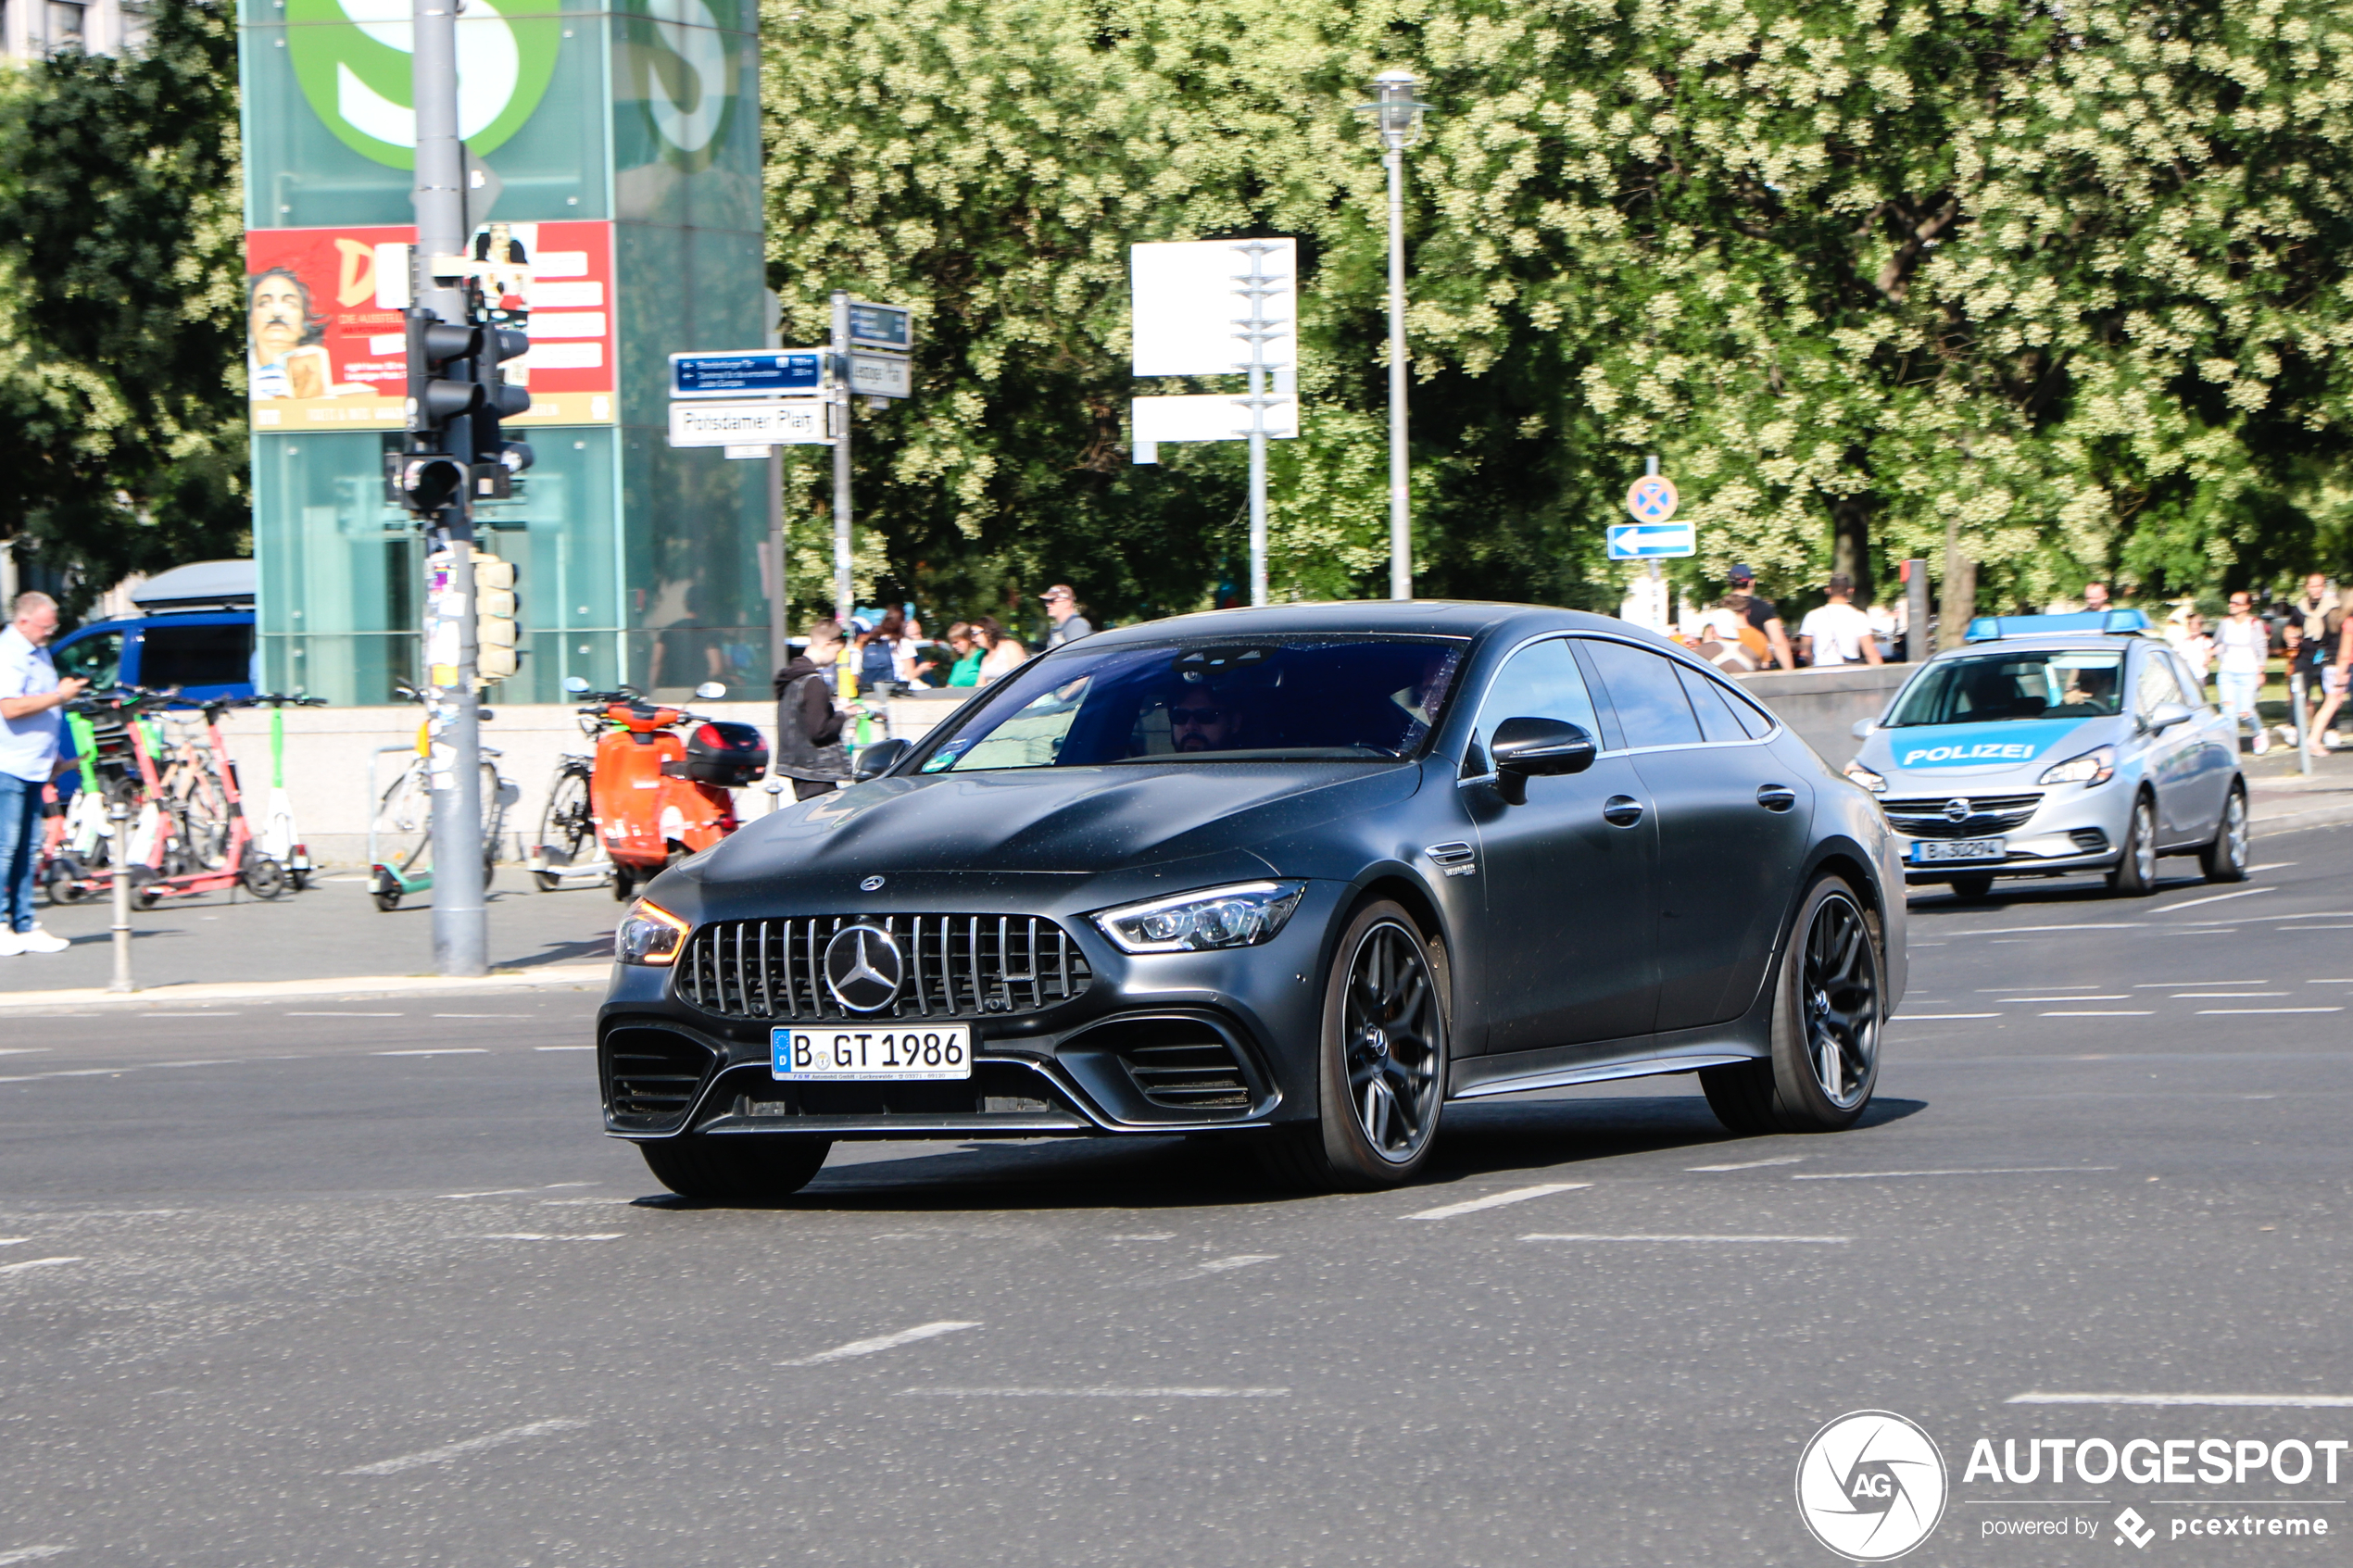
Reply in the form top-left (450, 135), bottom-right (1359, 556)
top-left (560, 678), bottom-right (769, 902)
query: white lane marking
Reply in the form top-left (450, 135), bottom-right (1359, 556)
top-left (0, 1547), bottom-right (75, 1564)
top-left (1896, 1013), bottom-right (2005, 1021)
top-left (341, 1418), bottom-right (588, 1475)
top-left (2039, 1010), bottom-right (2155, 1017)
top-left (534, 1045), bottom-right (595, 1052)
top-left (1405, 1183), bottom-right (1591, 1220)
top-left (2171, 909), bottom-right (2353, 925)
top-left (1108, 1233), bottom-right (1176, 1241)
top-left (2313, 979), bottom-right (2353, 985)
top-left (2245, 862), bottom-right (2297, 872)
top-left (442, 1183), bottom-right (595, 1199)
top-left (434, 1013), bottom-right (531, 1019)
top-left (1976, 985), bottom-right (2106, 992)
top-left (475, 1233), bottom-right (622, 1242)
top-left (2276, 924), bottom-right (2353, 930)
top-left (1119, 1254), bottom-right (1278, 1287)
top-left (2009, 1392), bottom-right (2353, 1410)
top-left (1954, 923), bottom-right (2144, 935)
top-left (374, 1048), bottom-right (490, 1057)
top-left (0, 1048), bottom-right (52, 1057)
top-left (2198, 1007), bottom-right (2345, 1015)
top-left (0, 1239), bottom-right (25, 1247)
top-left (2134, 980), bottom-right (2269, 986)
top-left (1999, 994), bottom-right (2128, 1002)
top-left (2170, 991), bottom-right (2289, 998)
top-left (777, 1321), bottom-right (981, 1367)
top-left (1687, 1155), bottom-right (1810, 1172)
top-left (289, 1010), bottom-right (406, 1017)
top-left (1523, 1233), bottom-right (1850, 1245)
top-left (898, 1386), bottom-right (1287, 1399)
top-left (0, 1257), bottom-right (85, 1275)
top-left (2160, 887), bottom-right (2278, 914)
top-left (1794, 1167), bottom-right (2115, 1180)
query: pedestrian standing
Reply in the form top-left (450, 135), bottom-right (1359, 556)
top-left (1725, 566), bottom-right (1795, 671)
top-left (2306, 595), bottom-right (2353, 753)
top-left (2215, 590), bottom-right (2271, 756)
top-left (1040, 585), bottom-right (1091, 648)
top-left (0, 591), bottom-right (87, 955)
top-left (2288, 574), bottom-right (2338, 752)
top-left (2082, 581), bottom-right (2112, 615)
top-left (942, 622), bottom-right (984, 687)
top-left (854, 608), bottom-right (906, 699)
top-left (1796, 574), bottom-right (1885, 668)
top-left (975, 616), bottom-right (1028, 684)
top-left (772, 620), bottom-right (851, 801)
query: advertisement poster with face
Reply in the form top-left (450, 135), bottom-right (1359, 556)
top-left (245, 220), bottom-right (617, 429)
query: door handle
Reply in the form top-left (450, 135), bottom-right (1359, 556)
top-left (1755, 784), bottom-right (1797, 812)
top-left (1602, 795), bottom-right (1645, 828)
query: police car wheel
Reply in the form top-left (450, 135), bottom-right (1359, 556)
top-left (2107, 796), bottom-right (2158, 897)
top-left (1947, 873), bottom-right (1994, 900)
top-left (639, 1133), bottom-right (833, 1204)
top-left (2199, 785), bottom-right (2249, 884)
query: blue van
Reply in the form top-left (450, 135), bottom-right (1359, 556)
top-left (49, 559), bottom-right (257, 703)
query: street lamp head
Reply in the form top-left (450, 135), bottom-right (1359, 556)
top-left (1356, 69), bottom-right (1432, 152)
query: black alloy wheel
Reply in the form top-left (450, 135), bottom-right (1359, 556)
top-left (639, 1133), bottom-right (834, 1204)
top-left (1262, 900), bottom-right (1448, 1190)
top-left (2199, 784), bottom-right (2249, 884)
top-left (1703, 876), bottom-right (1882, 1135)
top-left (2107, 795), bottom-right (2158, 896)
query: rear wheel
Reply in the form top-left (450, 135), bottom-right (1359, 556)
top-left (639, 1133), bottom-right (833, 1204)
top-left (611, 865), bottom-right (637, 902)
top-left (1258, 900), bottom-right (1448, 1191)
top-left (1946, 872), bottom-right (1994, 900)
top-left (1701, 875), bottom-right (1882, 1135)
top-left (535, 767), bottom-right (596, 892)
top-left (2106, 795), bottom-right (2158, 896)
top-left (2199, 784), bottom-right (2250, 884)
top-left (241, 854), bottom-right (289, 900)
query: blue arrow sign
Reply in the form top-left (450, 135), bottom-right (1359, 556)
top-left (671, 350), bottom-right (825, 399)
top-left (1606, 522), bottom-right (1696, 560)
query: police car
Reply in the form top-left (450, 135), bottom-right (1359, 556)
top-left (1843, 610), bottom-right (2249, 897)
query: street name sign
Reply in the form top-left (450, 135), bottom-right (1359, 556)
top-left (848, 352), bottom-right (912, 400)
top-left (670, 398), bottom-right (831, 447)
top-left (672, 350), bottom-right (824, 399)
top-left (848, 301), bottom-right (913, 353)
top-left (1606, 521), bottom-right (1696, 559)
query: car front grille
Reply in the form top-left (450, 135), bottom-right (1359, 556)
top-left (675, 914), bottom-right (1093, 1022)
top-left (1881, 793), bottom-right (2045, 839)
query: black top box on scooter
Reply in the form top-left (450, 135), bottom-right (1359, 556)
top-left (684, 721), bottom-right (769, 787)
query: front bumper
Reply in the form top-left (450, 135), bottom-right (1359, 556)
top-left (598, 882), bottom-right (1348, 1141)
top-left (1889, 779), bottom-right (2133, 881)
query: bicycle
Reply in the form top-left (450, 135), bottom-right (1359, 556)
top-left (368, 684), bottom-right (518, 911)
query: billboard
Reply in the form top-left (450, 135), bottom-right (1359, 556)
top-left (245, 220), bottom-right (618, 430)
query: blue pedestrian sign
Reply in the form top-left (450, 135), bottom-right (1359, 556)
top-left (1607, 522), bottom-right (1696, 559)
top-left (671, 350), bottom-right (824, 399)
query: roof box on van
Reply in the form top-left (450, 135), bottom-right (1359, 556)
top-left (129, 559), bottom-right (256, 613)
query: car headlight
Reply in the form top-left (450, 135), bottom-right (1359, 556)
top-left (2037, 746), bottom-right (2116, 787)
top-left (1843, 761), bottom-right (1888, 794)
top-left (616, 899), bottom-right (689, 965)
top-left (1091, 881), bottom-right (1307, 954)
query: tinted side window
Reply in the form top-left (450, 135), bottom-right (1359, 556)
top-left (1581, 639), bottom-right (1704, 749)
top-left (139, 624), bottom-right (252, 690)
top-left (2164, 651), bottom-right (2210, 708)
top-left (1467, 637), bottom-right (1602, 774)
top-left (54, 631), bottom-right (121, 688)
top-left (1676, 663), bottom-right (1750, 744)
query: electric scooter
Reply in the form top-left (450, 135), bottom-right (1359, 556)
top-left (560, 678), bottom-right (767, 902)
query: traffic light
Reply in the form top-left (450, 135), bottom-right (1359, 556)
top-left (473, 549), bottom-right (521, 683)
top-left (396, 311), bottom-right (484, 516)
top-left (468, 325), bottom-right (535, 500)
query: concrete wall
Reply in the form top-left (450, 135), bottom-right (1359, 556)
top-left (1734, 664), bottom-right (1914, 769)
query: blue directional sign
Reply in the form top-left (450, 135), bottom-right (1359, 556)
top-left (671, 350), bottom-right (824, 400)
top-left (1606, 522), bottom-right (1696, 559)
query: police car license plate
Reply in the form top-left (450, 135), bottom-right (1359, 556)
top-left (1911, 837), bottom-right (2006, 864)
top-left (771, 1025), bottom-right (973, 1081)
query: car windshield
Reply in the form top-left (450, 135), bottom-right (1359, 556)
top-left (913, 635), bottom-right (1468, 773)
top-left (1888, 648), bottom-right (2126, 726)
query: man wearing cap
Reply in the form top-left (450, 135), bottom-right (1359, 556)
top-left (1041, 585), bottom-right (1092, 648)
top-left (1727, 566), bottom-right (1794, 671)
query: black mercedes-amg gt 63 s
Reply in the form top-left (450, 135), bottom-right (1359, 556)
top-left (599, 601), bottom-right (1905, 1200)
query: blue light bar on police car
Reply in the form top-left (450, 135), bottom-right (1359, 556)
top-left (1964, 608), bottom-right (2154, 642)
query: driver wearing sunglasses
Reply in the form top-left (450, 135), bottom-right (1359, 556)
top-left (1168, 685), bottom-right (1241, 753)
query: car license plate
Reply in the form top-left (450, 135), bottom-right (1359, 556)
top-left (1910, 836), bottom-right (2007, 864)
top-left (771, 1025), bottom-right (973, 1082)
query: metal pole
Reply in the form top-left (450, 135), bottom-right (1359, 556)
top-left (830, 290), bottom-right (855, 701)
top-left (1385, 147), bottom-right (1411, 601)
top-left (1235, 241), bottom-right (1277, 608)
top-left (415, 0), bottom-right (486, 975)
top-left (767, 445), bottom-right (787, 677)
top-left (2293, 671), bottom-right (2312, 777)
top-left (107, 796), bottom-right (132, 994)
top-left (1905, 558), bottom-right (1929, 663)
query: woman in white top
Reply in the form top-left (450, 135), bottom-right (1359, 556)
top-left (974, 617), bottom-right (1029, 684)
top-left (2213, 591), bottom-right (2271, 754)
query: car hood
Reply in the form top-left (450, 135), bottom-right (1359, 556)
top-left (689, 761), bottom-right (1424, 884)
top-left (1860, 716), bottom-right (2120, 786)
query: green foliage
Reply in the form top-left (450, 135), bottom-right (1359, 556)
top-left (0, 0), bottom-right (249, 610)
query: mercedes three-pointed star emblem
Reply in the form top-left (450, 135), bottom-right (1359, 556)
top-left (823, 924), bottom-right (904, 1012)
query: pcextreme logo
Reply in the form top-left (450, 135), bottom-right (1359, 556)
top-left (1796, 1411), bottom-right (1950, 1562)
top-left (283, 0), bottom-right (563, 169)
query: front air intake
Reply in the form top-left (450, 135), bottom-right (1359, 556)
top-left (1106, 1020), bottom-right (1254, 1112)
top-left (601, 1026), bottom-right (718, 1131)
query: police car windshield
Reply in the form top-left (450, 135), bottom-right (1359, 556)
top-left (1889, 649), bottom-right (2125, 727)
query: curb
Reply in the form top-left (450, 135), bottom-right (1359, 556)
top-left (0, 962), bottom-right (611, 1011)
top-left (2247, 794), bottom-right (2353, 834)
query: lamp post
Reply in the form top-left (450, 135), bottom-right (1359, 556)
top-left (1359, 69), bottom-right (1431, 602)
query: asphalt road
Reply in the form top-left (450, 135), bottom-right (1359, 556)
top-left (4, 822), bottom-right (2351, 1565)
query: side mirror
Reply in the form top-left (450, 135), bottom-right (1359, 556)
top-left (2145, 700), bottom-right (2193, 734)
top-left (1490, 717), bottom-right (1596, 804)
top-left (563, 675), bottom-right (589, 694)
top-left (1851, 718), bottom-right (1875, 741)
top-left (694, 681), bottom-right (727, 699)
top-left (853, 737), bottom-right (911, 780)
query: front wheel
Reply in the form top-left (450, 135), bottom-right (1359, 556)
top-left (639, 1133), bottom-right (833, 1204)
top-left (242, 854), bottom-right (289, 900)
top-left (1946, 872), bottom-right (1994, 900)
top-left (2106, 795), bottom-right (2158, 896)
top-left (1260, 900), bottom-right (1448, 1191)
top-left (2199, 785), bottom-right (2250, 884)
top-left (1701, 875), bottom-right (1883, 1135)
